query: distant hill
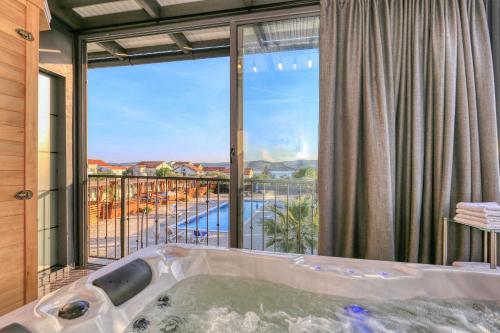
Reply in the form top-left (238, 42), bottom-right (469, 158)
top-left (244, 160), bottom-right (287, 171)
top-left (200, 162), bottom-right (230, 168)
top-left (200, 160), bottom-right (317, 171)
top-left (245, 160), bottom-right (317, 172)
top-left (282, 160), bottom-right (318, 170)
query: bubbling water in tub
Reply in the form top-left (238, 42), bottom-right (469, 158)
top-left (125, 275), bottom-right (500, 333)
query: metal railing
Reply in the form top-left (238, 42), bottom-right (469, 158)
top-left (87, 175), bottom-right (318, 260)
top-left (242, 178), bottom-right (318, 254)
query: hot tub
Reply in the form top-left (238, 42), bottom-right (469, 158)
top-left (1, 244), bottom-right (499, 332)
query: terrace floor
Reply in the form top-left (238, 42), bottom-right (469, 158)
top-left (38, 264), bottom-right (104, 298)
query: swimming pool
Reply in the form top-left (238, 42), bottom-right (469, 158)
top-left (177, 201), bottom-right (265, 232)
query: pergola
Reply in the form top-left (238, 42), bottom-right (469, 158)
top-left (47, 0), bottom-right (318, 68)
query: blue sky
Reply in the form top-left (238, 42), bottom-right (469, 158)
top-left (88, 50), bottom-right (319, 163)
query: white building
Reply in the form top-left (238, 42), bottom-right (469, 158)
top-left (132, 161), bottom-right (170, 176)
top-left (172, 163), bottom-right (202, 176)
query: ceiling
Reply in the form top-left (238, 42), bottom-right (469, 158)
top-left (86, 25), bottom-right (231, 67)
top-left (47, 0), bottom-right (318, 68)
top-left (48, 0), bottom-right (318, 31)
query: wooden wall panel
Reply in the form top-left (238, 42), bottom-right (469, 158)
top-left (0, 49), bottom-right (25, 71)
top-left (0, 124), bottom-right (24, 142)
top-left (0, 77), bottom-right (24, 97)
top-left (0, 1), bottom-right (28, 28)
top-left (0, 0), bottom-right (40, 315)
top-left (0, 155), bottom-right (23, 170)
top-left (0, 94), bottom-right (25, 112)
top-left (0, 140), bottom-right (24, 157)
top-left (24, 0), bottom-right (39, 305)
top-left (0, 171), bottom-right (24, 186)
top-left (0, 31), bottom-right (25, 57)
top-left (0, 62), bottom-right (25, 83)
top-left (0, 242), bottom-right (25, 311)
top-left (0, 201), bottom-right (23, 217)
top-left (0, 186), bottom-right (24, 201)
top-left (0, 109), bottom-right (25, 127)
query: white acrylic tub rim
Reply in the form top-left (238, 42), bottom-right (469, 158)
top-left (1, 244), bottom-right (500, 333)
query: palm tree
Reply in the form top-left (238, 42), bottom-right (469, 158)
top-left (263, 196), bottom-right (318, 254)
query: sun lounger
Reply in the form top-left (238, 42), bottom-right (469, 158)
top-left (166, 226), bottom-right (183, 243)
top-left (191, 230), bottom-right (208, 244)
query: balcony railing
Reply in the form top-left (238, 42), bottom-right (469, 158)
top-left (87, 175), bottom-right (318, 260)
top-left (242, 178), bottom-right (318, 254)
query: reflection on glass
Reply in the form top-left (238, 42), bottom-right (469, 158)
top-left (238, 16), bottom-right (319, 253)
top-left (38, 73), bottom-right (59, 271)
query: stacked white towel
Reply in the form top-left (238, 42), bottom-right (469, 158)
top-left (455, 202), bottom-right (500, 229)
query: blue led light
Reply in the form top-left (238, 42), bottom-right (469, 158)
top-left (345, 304), bottom-right (370, 318)
top-left (344, 304), bottom-right (373, 332)
top-left (351, 305), bottom-right (366, 313)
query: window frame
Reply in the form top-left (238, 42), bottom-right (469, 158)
top-left (76, 5), bottom-right (320, 264)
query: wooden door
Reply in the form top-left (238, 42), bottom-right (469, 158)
top-left (0, 0), bottom-right (46, 315)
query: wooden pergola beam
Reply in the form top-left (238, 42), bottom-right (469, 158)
top-left (87, 38), bottom-right (230, 60)
top-left (96, 41), bottom-right (129, 60)
top-left (168, 32), bottom-right (193, 54)
top-left (133, 0), bottom-right (160, 18)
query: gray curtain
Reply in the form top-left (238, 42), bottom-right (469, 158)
top-left (318, 0), bottom-right (500, 264)
top-left (484, 0), bottom-right (500, 145)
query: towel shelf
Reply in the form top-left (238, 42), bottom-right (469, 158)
top-left (443, 217), bottom-right (498, 269)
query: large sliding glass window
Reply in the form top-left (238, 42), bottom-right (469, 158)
top-left (82, 11), bottom-right (320, 259)
top-left (86, 27), bottom-right (231, 261)
top-left (237, 16), bottom-right (319, 253)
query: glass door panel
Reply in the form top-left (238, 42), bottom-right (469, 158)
top-left (237, 16), bottom-right (320, 253)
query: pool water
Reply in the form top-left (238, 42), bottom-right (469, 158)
top-left (177, 201), bottom-right (265, 232)
top-left (126, 275), bottom-right (500, 333)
